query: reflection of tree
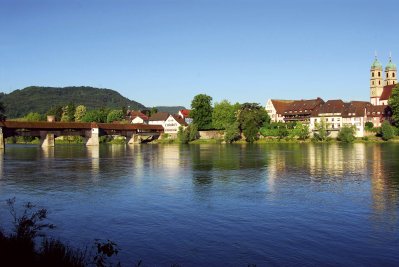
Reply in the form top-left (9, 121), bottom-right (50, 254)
top-left (191, 145), bottom-right (214, 187)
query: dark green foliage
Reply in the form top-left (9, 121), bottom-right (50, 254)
top-left (237, 103), bottom-right (270, 143)
top-left (381, 121), bottom-right (395, 140)
top-left (189, 124), bottom-right (199, 141)
top-left (190, 94), bottom-right (213, 130)
top-left (150, 107), bottom-right (158, 116)
top-left (224, 123), bottom-right (241, 143)
top-left (106, 110), bottom-right (124, 123)
top-left (337, 125), bottom-right (356, 143)
top-left (388, 84), bottom-right (399, 126)
top-left (0, 101), bottom-right (6, 121)
top-left (1, 86), bottom-right (146, 119)
top-left (365, 121), bottom-right (374, 130)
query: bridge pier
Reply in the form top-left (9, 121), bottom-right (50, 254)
top-left (0, 127), bottom-right (3, 149)
top-left (127, 133), bottom-right (141, 144)
top-left (40, 132), bottom-right (55, 148)
top-left (85, 128), bottom-right (99, 146)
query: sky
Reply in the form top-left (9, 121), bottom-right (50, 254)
top-left (0, 0), bottom-right (398, 108)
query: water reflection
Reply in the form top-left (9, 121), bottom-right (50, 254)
top-left (87, 146), bottom-right (99, 178)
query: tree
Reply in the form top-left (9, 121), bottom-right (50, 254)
top-left (212, 100), bottom-right (240, 130)
top-left (337, 125), bottom-right (356, 143)
top-left (106, 110), bottom-right (124, 123)
top-left (24, 112), bottom-right (44, 122)
top-left (291, 122), bottom-right (310, 140)
top-left (190, 94), bottom-right (213, 130)
top-left (177, 125), bottom-right (199, 144)
top-left (237, 103), bottom-right (270, 143)
top-left (60, 103), bottom-right (75, 122)
top-left (0, 101), bottom-right (6, 121)
top-left (388, 84), bottom-right (399, 126)
top-left (381, 121), bottom-right (395, 141)
top-left (365, 121), bottom-right (374, 131)
top-left (313, 119), bottom-right (329, 141)
top-left (81, 109), bottom-right (109, 123)
top-left (224, 122), bottom-right (241, 143)
top-left (150, 107), bottom-right (158, 116)
top-left (74, 105), bottom-right (87, 122)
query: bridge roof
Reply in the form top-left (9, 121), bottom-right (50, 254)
top-left (0, 121), bottom-right (164, 131)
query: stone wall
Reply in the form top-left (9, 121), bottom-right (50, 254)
top-left (198, 130), bottom-right (224, 139)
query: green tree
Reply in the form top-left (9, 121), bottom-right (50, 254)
top-left (388, 84), bottom-right (399, 126)
top-left (46, 106), bottom-right (63, 121)
top-left (177, 125), bottom-right (199, 144)
top-left (212, 100), bottom-right (240, 130)
top-left (0, 101), bottom-right (6, 121)
top-left (237, 103), bottom-right (270, 143)
top-left (74, 105), bottom-right (87, 122)
top-left (337, 125), bottom-right (356, 143)
top-left (189, 124), bottom-right (199, 141)
top-left (365, 121), bottom-right (374, 131)
top-left (81, 109), bottom-right (109, 123)
top-left (60, 103), bottom-right (75, 122)
top-left (24, 112), bottom-right (44, 122)
top-left (313, 119), bottom-right (329, 141)
top-left (381, 121), bottom-right (395, 141)
top-left (277, 127), bottom-right (289, 139)
top-left (291, 122), bottom-right (310, 140)
top-left (150, 107), bottom-right (158, 116)
top-left (106, 110), bottom-right (124, 123)
top-left (224, 122), bottom-right (241, 143)
top-left (190, 94), bottom-right (213, 130)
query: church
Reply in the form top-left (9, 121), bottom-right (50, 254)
top-left (370, 54), bottom-right (397, 105)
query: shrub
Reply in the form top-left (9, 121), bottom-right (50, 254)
top-left (337, 126), bottom-right (356, 143)
top-left (381, 121), bottom-right (395, 140)
top-left (224, 123), bottom-right (241, 143)
top-left (365, 121), bottom-right (374, 131)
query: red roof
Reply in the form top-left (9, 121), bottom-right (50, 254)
top-left (379, 84), bottom-right (397, 100)
top-left (284, 98), bottom-right (325, 115)
top-left (179, 109), bottom-right (191, 118)
top-left (312, 99), bottom-right (345, 116)
top-left (171, 114), bottom-right (188, 126)
top-left (270, 100), bottom-right (294, 114)
top-left (128, 111), bottom-right (149, 121)
top-left (342, 101), bottom-right (371, 118)
top-left (149, 112), bottom-right (170, 121)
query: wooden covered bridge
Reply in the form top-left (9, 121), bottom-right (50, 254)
top-left (0, 121), bottom-right (164, 148)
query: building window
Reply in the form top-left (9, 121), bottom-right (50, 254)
top-left (393, 73), bottom-right (396, 78)
top-left (387, 73), bottom-right (389, 78)
top-left (379, 81), bottom-right (381, 85)
top-left (372, 81), bottom-right (374, 85)
top-left (378, 72), bottom-right (381, 77)
top-left (372, 72), bottom-right (374, 77)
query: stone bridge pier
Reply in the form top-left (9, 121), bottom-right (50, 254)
top-left (40, 131), bottom-right (55, 148)
top-left (0, 127), bottom-right (3, 149)
top-left (85, 127), bottom-right (100, 146)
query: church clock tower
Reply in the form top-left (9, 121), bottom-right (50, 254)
top-left (370, 55), bottom-right (383, 105)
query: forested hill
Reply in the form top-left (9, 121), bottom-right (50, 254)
top-left (0, 86), bottom-right (146, 118)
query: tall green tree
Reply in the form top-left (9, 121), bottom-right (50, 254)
top-left (74, 105), bottom-right (87, 122)
top-left (313, 119), bottom-right (329, 141)
top-left (380, 121), bottom-right (395, 141)
top-left (388, 84), bottom-right (399, 126)
top-left (337, 125), bottom-right (356, 143)
top-left (212, 100), bottom-right (240, 130)
top-left (237, 103), bottom-right (270, 143)
top-left (190, 94), bottom-right (213, 130)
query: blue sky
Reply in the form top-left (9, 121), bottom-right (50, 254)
top-left (0, 0), bottom-right (398, 108)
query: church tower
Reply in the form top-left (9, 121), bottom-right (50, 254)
top-left (370, 55), bottom-right (383, 105)
top-left (385, 54), bottom-right (397, 86)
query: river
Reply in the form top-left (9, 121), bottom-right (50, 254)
top-left (0, 143), bottom-right (398, 266)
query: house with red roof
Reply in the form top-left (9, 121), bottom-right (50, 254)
top-left (265, 99), bottom-right (294, 122)
top-left (149, 112), bottom-right (188, 134)
top-left (178, 109), bottom-right (193, 124)
top-left (128, 110), bottom-right (149, 124)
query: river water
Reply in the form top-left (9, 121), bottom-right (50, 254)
top-left (0, 143), bottom-right (398, 266)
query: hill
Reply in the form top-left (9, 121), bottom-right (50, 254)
top-left (155, 106), bottom-right (186, 114)
top-left (0, 86), bottom-right (147, 118)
